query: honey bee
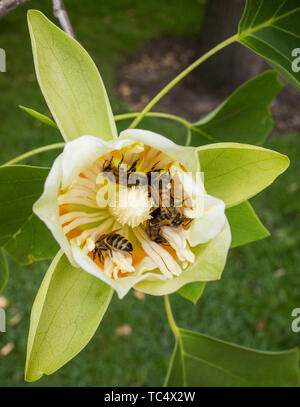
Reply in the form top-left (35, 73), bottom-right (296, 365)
top-left (148, 169), bottom-right (189, 210)
top-left (146, 221), bottom-right (166, 244)
top-left (145, 206), bottom-right (191, 244)
top-left (158, 206), bottom-right (190, 227)
top-left (145, 167), bottom-right (192, 243)
top-left (147, 170), bottom-right (172, 207)
top-left (92, 230), bottom-right (133, 263)
top-left (102, 156), bottom-right (140, 186)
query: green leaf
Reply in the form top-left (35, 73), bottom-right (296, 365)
top-left (197, 143), bottom-right (289, 208)
top-left (226, 201), bottom-right (270, 248)
top-left (0, 248), bottom-right (9, 294)
top-left (165, 328), bottom-right (299, 386)
top-left (27, 10), bottom-right (118, 142)
top-left (4, 215), bottom-right (58, 265)
top-left (238, 0), bottom-right (300, 91)
top-left (191, 71), bottom-right (283, 146)
top-left (19, 105), bottom-right (58, 129)
top-left (0, 165), bottom-right (58, 263)
top-left (25, 251), bottom-right (113, 382)
top-left (173, 203), bottom-right (269, 301)
top-left (177, 282), bottom-right (206, 304)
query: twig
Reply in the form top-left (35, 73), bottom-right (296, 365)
top-left (52, 0), bottom-right (76, 39)
top-left (0, 0), bottom-right (30, 19)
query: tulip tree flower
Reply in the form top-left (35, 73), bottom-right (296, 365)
top-left (33, 130), bottom-right (230, 299)
top-left (14, 10), bottom-right (290, 383)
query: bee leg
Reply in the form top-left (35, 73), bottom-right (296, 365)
top-left (98, 252), bottom-right (102, 264)
top-left (104, 156), bottom-right (113, 172)
top-left (118, 154), bottom-right (124, 168)
top-left (129, 159), bottom-right (139, 173)
top-left (182, 218), bottom-right (192, 228)
top-left (155, 234), bottom-right (168, 245)
top-left (103, 157), bottom-right (111, 171)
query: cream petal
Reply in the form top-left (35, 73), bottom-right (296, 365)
top-left (185, 194), bottom-right (226, 246)
top-left (33, 133), bottom-right (230, 299)
top-left (71, 240), bottom-right (166, 299)
top-left (134, 227), bottom-right (182, 277)
top-left (169, 164), bottom-right (206, 202)
top-left (169, 164), bottom-right (226, 246)
top-left (135, 256), bottom-right (157, 275)
top-left (110, 251), bottom-right (134, 273)
top-left (135, 220), bottom-right (231, 296)
top-left (161, 226), bottom-right (195, 264)
top-left (119, 129), bottom-right (199, 173)
top-left (33, 135), bottom-right (134, 266)
top-left (61, 135), bottom-right (134, 189)
top-left (33, 154), bottom-right (77, 266)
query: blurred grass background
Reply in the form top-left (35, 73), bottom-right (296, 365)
top-left (0, 0), bottom-right (299, 386)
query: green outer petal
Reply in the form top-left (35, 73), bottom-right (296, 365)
top-left (197, 143), bottom-right (289, 208)
top-left (25, 251), bottom-right (113, 382)
top-left (27, 10), bottom-right (117, 142)
top-left (226, 201), bottom-right (270, 248)
top-left (177, 281), bottom-right (206, 304)
top-left (135, 221), bottom-right (231, 296)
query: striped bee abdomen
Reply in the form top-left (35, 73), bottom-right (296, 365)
top-left (107, 233), bottom-right (133, 252)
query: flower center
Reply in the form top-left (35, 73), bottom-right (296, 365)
top-left (108, 185), bottom-right (153, 228)
top-left (56, 141), bottom-right (196, 282)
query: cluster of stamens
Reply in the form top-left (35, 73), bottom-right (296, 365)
top-left (58, 143), bottom-right (195, 280)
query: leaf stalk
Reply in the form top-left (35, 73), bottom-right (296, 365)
top-left (2, 143), bottom-right (65, 166)
top-left (164, 295), bottom-right (178, 338)
top-left (128, 34), bottom-right (239, 129)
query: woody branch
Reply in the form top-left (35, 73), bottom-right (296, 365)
top-left (52, 0), bottom-right (76, 39)
top-left (0, 0), bottom-right (30, 18)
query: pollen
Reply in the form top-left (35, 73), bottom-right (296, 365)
top-left (109, 185), bottom-right (153, 228)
